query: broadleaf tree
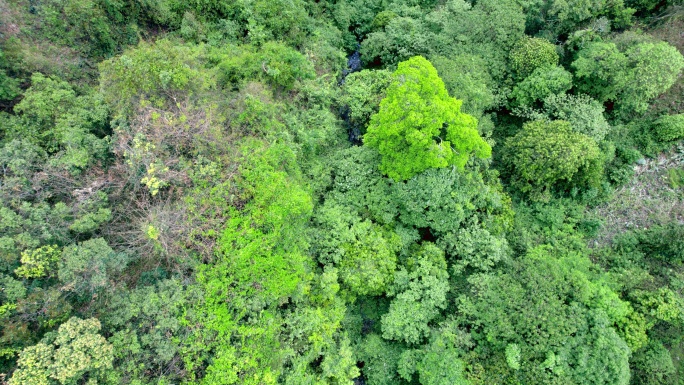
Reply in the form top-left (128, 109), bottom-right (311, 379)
top-left (364, 56), bottom-right (491, 181)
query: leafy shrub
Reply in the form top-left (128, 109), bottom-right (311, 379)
top-left (653, 114), bottom-right (684, 142)
top-left (217, 42), bottom-right (315, 90)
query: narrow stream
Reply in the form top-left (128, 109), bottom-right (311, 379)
top-left (339, 46), bottom-right (363, 144)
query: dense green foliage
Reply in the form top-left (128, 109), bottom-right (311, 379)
top-left (504, 120), bottom-right (603, 201)
top-left (510, 37), bottom-right (560, 79)
top-left (1, 1), bottom-right (684, 385)
top-left (573, 39), bottom-right (684, 118)
top-left (364, 56), bottom-right (490, 180)
top-left (510, 65), bottom-right (573, 107)
top-left (10, 317), bottom-right (113, 385)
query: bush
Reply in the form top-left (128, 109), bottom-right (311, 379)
top-left (653, 114), bottom-right (684, 142)
top-left (217, 42), bottom-right (315, 91)
top-left (99, 40), bottom-right (210, 115)
top-left (666, 168), bottom-right (684, 189)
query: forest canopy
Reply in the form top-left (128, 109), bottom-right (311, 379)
top-left (1, 0), bottom-right (684, 384)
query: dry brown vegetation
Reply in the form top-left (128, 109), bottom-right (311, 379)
top-left (590, 143), bottom-right (684, 246)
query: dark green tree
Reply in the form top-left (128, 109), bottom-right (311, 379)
top-left (381, 243), bottom-right (450, 345)
top-left (10, 73), bottom-right (110, 171)
top-left (510, 36), bottom-right (559, 79)
top-left (510, 65), bottom-right (573, 107)
top-left (504, 120), bottom-right (602, 201)
top-left (310, 202), bottom-right (400, 297)
top-left (573, 40), bottom-right (684, 118)
top-left (103, 279), bottom-right (190, 383)
top-left (431, 54), bottom-right (497, 115)
top-left (652, 114), bottom-right (684, 142)
top-left (459, 245), bottom-right (631, 385)
top-left (0, 49), bottom-right (19, 101)
top-left (58, 238), bottom-right (129, 293)
top-left (538, 94), bottom-right (611, 142)
top-left (360, 16), bottom-right (430, 67)
top-left (427, 0), bottom-right (526, 84)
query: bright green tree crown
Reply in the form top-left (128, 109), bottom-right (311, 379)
top-left (364, 56), bottom-right (491, 181)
